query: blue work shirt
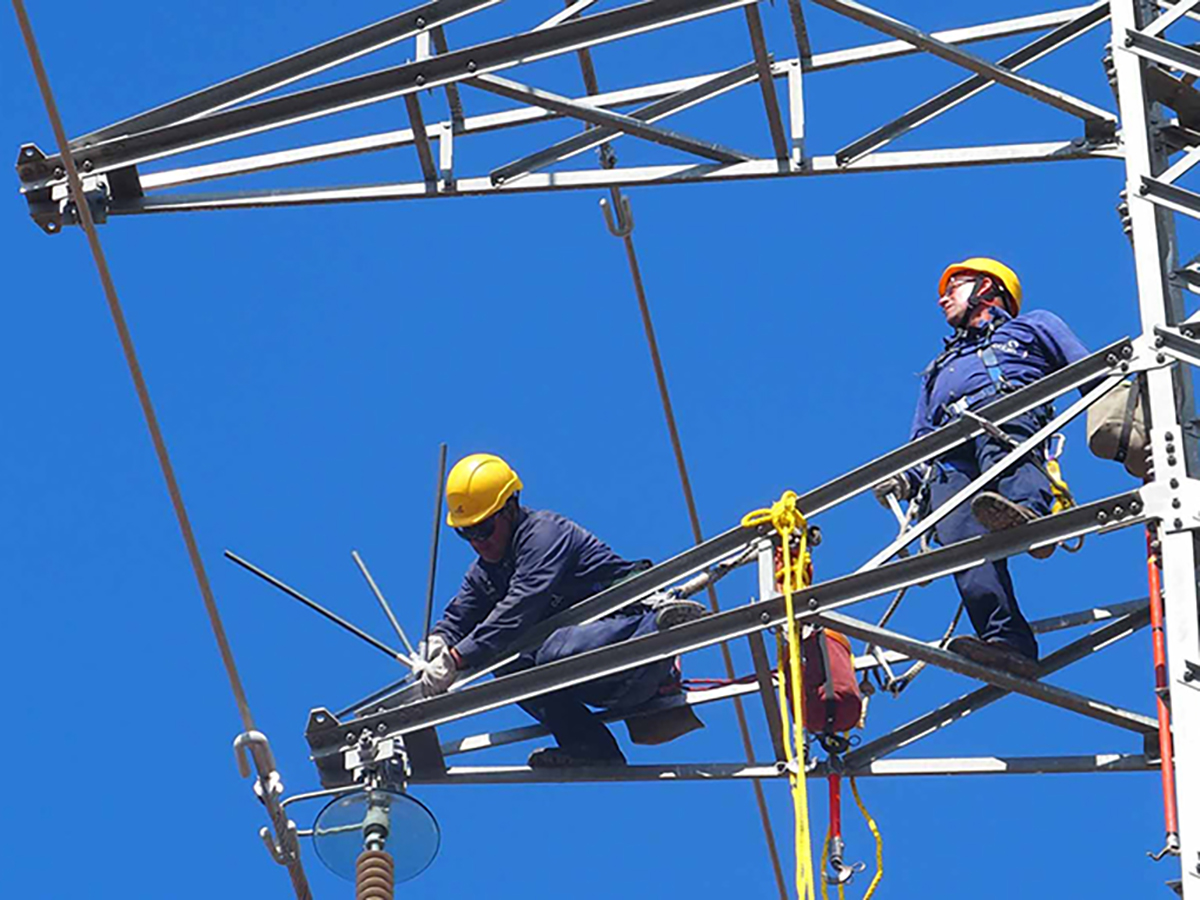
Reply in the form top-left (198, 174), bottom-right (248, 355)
top-left (909, 307), bottom-right (1090, 447)
top-left (432, 506), bottom-right (646, 668)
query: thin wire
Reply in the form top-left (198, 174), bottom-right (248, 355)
top-left (12, 11), bottom-right (312, 897)
top-left (612, 187), bottom-right (789, 900)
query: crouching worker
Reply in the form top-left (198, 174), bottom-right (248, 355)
top-left (872, 258), bottom-right (1090, 679)
top-left (417, 453), bottom-right (708, 768)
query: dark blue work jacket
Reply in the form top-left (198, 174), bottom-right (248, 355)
top-left (432, 507), bottom-right (646, 667)
top-left (909, 307), bottom-right (1090, 446)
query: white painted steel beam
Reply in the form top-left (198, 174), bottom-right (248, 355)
top-left (113, 142), bottom-right (1119, 220)
top-left (408, 754), bottom-right (1153, 784)
top-left (1112, 3), bottom-right (1200, 892)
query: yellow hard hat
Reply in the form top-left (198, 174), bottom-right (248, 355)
top-left (445, 453), bottom-right (523, 528)
top-left (938, 257), bottom-right (1023, 315)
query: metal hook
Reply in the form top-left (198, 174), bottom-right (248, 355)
top-left (259, 822), bottom-right (301, 866)
top-left (234, 730), bottom-right (278, 778)
top-left (260, 826), bottom-right (289, 865)
top-left (1147, 833), bottom-right (1180, 861)
top-left (600, 189), bottom-right (633, 237)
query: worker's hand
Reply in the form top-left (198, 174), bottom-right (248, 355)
top-left (872, 474), bottom-right (912, 507)
top-left (419, 648), bottom-right (458, 697)
top-left (416, 633), bottom-right (449, 667)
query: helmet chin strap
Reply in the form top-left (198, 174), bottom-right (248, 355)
top-left (951, 276), bottom-right (1003, 330)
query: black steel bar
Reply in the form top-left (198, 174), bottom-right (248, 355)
top-left (423, 443), bottom-right (449, 648)
top-left (429, 26), bottom-right (466, 129)
top-left (404, 93), bottom-right (439, 183)
top-left (226, 550), bottom-right (408, 662)
top-left (743, 4), bottom-right (788, 158)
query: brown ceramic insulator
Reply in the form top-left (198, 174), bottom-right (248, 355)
top-left (355, 849), bottom-right (394, 900)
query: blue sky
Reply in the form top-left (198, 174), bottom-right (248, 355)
top-left (2, 2), bottom-right (1188, 898)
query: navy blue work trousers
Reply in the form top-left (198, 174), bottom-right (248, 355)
top-left (502, 608), bottom-right (673, 761)
top-left (929, 410), bottom-right (1053, 660)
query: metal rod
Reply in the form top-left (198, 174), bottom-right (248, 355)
top-left (352, 550), bottom-right (417, 658)
top-left (602, 186), bottom-right (787, 900)
top-left (225, 550), bottom-right (413, 665)
top-left (1146, 527), bottom-right (1181, 845)
top-left (429, 26), bottom-right (466, 129)
top-left (470, 74), bottom-right (751, 163)
top-left (742, 4), bottom-right (789, 158)
top-left (404, 93), bottom-right (439, 184)
top-left (785, 0), bottom-right (812, 65)
top-left (423, 443), bottom-right (448, 649)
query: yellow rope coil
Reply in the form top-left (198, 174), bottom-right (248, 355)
top-left (743, 491), bottom-right (815, 900)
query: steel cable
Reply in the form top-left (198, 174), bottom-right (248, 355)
top-left (608, 186), bottom-right (789, 900)
top-left (12, 6), bottom-right (311, 898)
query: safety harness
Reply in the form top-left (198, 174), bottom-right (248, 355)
top-left (926, 310), bottom-right (1078, 523)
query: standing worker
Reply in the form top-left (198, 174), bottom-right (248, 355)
top-left (417, 453), bottom-right (707, 767)
top-left (872, 259), bottom-right (1090, 678)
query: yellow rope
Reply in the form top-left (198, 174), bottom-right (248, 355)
top-left (849, 777), bottom-right (884, 900)
top-left (743, 491), bottom-right (815, 900)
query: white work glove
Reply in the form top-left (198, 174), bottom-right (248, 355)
top-left (419, 648), bottom-right (458, 697)
top-left (872, 474), bottom-right (912, 508)
top-left (414, 633), bottom-right (449, 672)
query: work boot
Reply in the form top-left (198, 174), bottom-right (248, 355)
top-left (947, 635), bottom-right (1041, 680)
top-left (527, 746), bottom-right (627, 769)
top-left (646, 593), bottom-right (709, 630)
top-left (970, 491), bottom-right (1055, 559)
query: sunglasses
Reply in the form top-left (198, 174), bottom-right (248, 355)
top-left (455, 515), bottom-right (498, 542)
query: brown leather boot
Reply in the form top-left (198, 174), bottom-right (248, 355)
top-left (970, 491), bottom-right (1055, 559)
top-left (947, 634), bottom-right (1041, 680)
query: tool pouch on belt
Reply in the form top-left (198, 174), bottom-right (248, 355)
top-left (1086, 377), bottom-right (1148, 478)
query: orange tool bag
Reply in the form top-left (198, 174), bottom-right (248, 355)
top-left (773, 545), bottom-right (862, 736)
top-left (800, 627), bottom-right (862, 735)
